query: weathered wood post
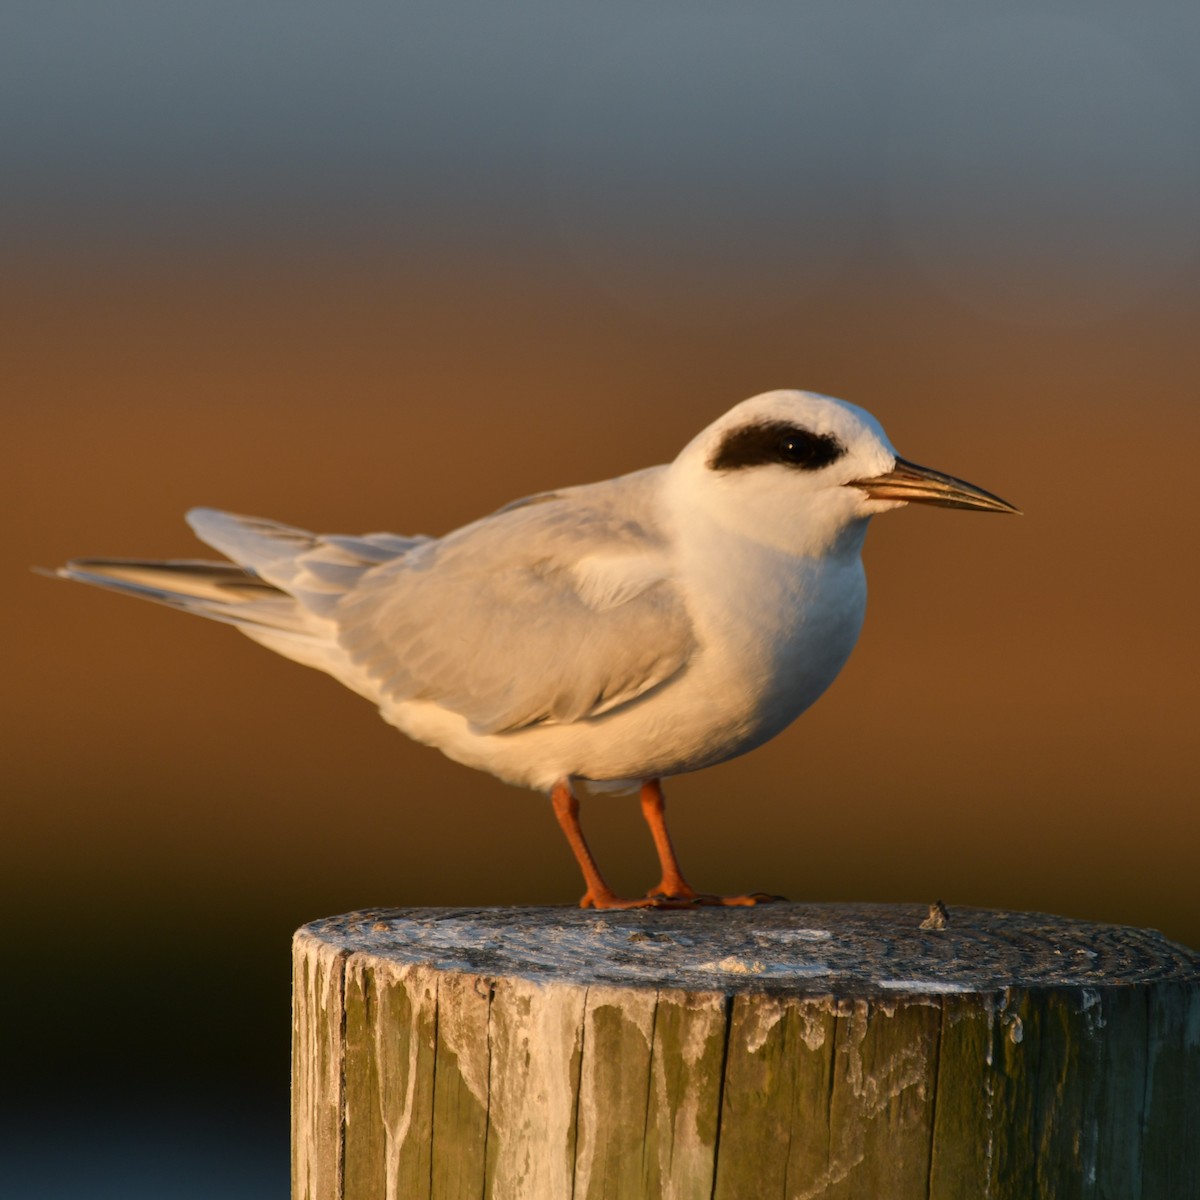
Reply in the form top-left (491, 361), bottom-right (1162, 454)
top-left (292, 903), bottom-right (1200, 1199)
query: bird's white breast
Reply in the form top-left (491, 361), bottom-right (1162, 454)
top-left (642, 512), bottom-right (868, 767)
top-left (377, 493), bottom-right (869, 792)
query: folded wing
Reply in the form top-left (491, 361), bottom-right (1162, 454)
top-left (57, 472), bottom-right (695, 737)
top-left (334, 470), bottom-right (696, 734)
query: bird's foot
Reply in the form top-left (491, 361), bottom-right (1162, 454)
top-left (645, 880), bottom-right (788, 907)
top-left (692, 891), bottom-right (789, 907)
top-left (579, 887), bottom-right (708, 910)
top-left (580, 889), bottom-right (652, 910)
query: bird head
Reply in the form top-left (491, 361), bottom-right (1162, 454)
top-left (670, 390), bottom-right (1019, 557)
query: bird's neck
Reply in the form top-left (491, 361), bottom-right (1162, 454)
top-left (663, 476), bottom-right (871, 565)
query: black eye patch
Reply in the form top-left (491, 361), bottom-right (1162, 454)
top-left (708, 421), bottom-right (847, 472)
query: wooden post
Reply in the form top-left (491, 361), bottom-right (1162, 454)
top-left (292, 903), bottom-right (1200, 1200)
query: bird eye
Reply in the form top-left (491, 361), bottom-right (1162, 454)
top-left (778, 432), bottom-right (823, 466)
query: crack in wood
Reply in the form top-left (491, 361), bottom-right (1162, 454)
top-left (707, 993), bottom-right (734, 1200)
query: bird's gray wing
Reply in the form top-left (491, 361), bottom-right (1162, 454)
top-left (186, 508), bottom-right (431, 616)
top-left (334, 468), bottom-right (696, 735)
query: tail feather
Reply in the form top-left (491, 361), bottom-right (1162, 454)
top-left (185, 508), bottom-right (316, 589)
top-left (54, 558), bottom-right (312, 635)
top-left (185, 508), bottom-right (426, 615)
top-left (49, 508), bottom-right (425, 704)
top-left (61, 558), bottom-right (275, 601)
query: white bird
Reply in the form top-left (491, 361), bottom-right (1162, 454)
top-left (54, 390), bottom-right (1018, 908)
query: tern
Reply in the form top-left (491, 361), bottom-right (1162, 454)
top-left (54, 390), bottom-right (1018, 908)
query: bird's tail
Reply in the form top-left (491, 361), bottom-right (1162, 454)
top-left (48, 508), bottom-right (424, 697)
top-left (51, 556), bottom-right (308, 632)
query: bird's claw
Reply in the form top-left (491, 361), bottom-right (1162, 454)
top-left (644, 887), bottom-right (788, 908)
top-left (578, 890), bottom-right (662, 910)
top-left (579, 888), bottom-right (743, 910)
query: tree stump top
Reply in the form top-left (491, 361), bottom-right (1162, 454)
top-left (299, 902), bottom-right (1198, 997)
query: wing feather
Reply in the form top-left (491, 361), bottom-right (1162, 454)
top-left (334, 468), bottom-right (695, 733)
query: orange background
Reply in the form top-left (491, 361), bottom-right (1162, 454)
top-left (5, 6), bottom-right (1199, 1194)
top-left (13, 259), bottom-right (1198, 936)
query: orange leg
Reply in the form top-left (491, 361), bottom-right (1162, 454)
top-left (640, 778), bottom-right (784, 907)
top-left (551, 780), bottom-right (660, 909)
top-left (640, 779), bottom-right (700, 900)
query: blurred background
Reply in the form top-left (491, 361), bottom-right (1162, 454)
top-left (6, 2), bottom-right (1199, 1195)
